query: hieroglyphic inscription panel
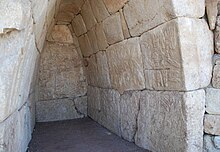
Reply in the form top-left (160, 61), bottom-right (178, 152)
top-left (140, 20), bottom-right (184, 91)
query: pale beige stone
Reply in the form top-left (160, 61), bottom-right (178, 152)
top-left (74, 96), bottom-right (87, 116)
top-left (87, 27), bottom-right (99, 53)
top-left (36, 99), bottom-right (85, 122)
top-left (38, 42), bottom-right (87, 101)
top-left (78, 34), bottom-right (93, 57)
top-left (206, 88), bottom-right (220, 114)
top-left (119, 9), bottom-right (130, 39)
top-left (71, 14), bottom-right (87, 37)
top-left (103, 12), bottom-right (124, 45)
top-left (212, 64), bottom-right (220, 88)
top-left (56, 12), bottom-right (73, 23)
top-left (204, 115), bottom-right (220, 135)
top-left (47, 25), bottom-right (73, 43)
top-left (135, 89), bottom-right (205, 152)
top-left (46, 0), bottom-right (56, 29)
top-left (59, 0), bottom-right (83, 16)
top-left (215, 16), bottom-right (220, 53)
top-left (103, 0), bottom-right (128, 14)
top-left (124, 0), bottom-right (205, 36)
top-left (85, 55), bottom-right (98, 86)
top-left (106, 38), bottom-right (145, 94)
top-left (90, 0), bottom-right (110, 22)
top-left (95, 23), bottom-right (109, 50)
top-left (206, 0), bottom-right (219, 30)
top-left (81, 0), bottom-right (97, 30)
top-left (120, 91), bottom-right (140, 142)
top-left (140, 18), bottom-right (213, 91)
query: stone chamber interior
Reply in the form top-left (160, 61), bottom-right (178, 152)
top-left (1, 0), bottom-right (220, 152)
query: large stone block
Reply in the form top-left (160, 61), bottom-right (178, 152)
top-left (204, 114), bottom-right (220, 135)
top-left (123, 0), bottom-right (205, 36)
top-left (81, 0), bottom-right (97, 30)
top-left (47, 25), bottom-right (73, 43)
top-left (103, 0), bottom-right (128, 14)
top-left (103, 12), bottom-right (124, 45)
top-left (36, 99), bottom-right (85, 122)
top-left (120, 91), bottom-right (140, 142)
top-left (140, 18), bottom-right (213, 91)
top-left (206, 88), bottom-right (220, 114)
top-left (38, 42), bottom-right (87, 101)
top-left (78, 34), bottom-right (93, 57)
top-left (135, 89), bottom-right (205, 152)
top-left (71, 14), bottom-right (87, 37)
top-left (87, 27), bottom-right (99, 54)
top-left (74, 96), bottom-right (88, 116)
top-left (106, 38), bottom-right (145, 94)
top-left (95, 23), bottom-right (109, 50)
top-left (212, 57), bottom-right (220, 88)
top-left (204, 134), bottom-right (220, 152)
top-left (90, 0), bottom-right (110, 22)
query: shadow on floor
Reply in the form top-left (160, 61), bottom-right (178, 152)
top-left (28, 117), bottom-right (149, 152)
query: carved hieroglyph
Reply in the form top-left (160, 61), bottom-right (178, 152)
top-left (140, 18), bottom-right (213, 91)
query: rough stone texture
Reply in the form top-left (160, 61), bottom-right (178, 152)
top-left (71, 14), bottom-right (87, 37)
top-left (204, 115), bottom-right (220, 135)
top-left (74, 96), bottom-right (88, 116)
top-left (204, 134), bottom-right (220, 152)
top-left (103, 12), bottom-right (124, 45)
top-left (120, 91), bottom-right (140, 142)
top-left (87, 27), bottom-right (99, 54)
top-left (95, 23), bottom-right (109, 50)
top-left (38, 42), bottom-right (87, 101)
top-left (47, 25), bottom-right (73, 43)
top-left (206, 0), bottom-right (219, 30)
top-left (124, 0), bottom-right (205, 36)
top-left (81, 0), bottom-right (97, 30)
top-left (119, 9), bottom-right (131, 39)
top-left (212, 58), bottom-right (220, 88)
top-left (106, 38), bottom-right (145, 94)
top-left (78, 34), bottom-right (93, 57)
top-left (36, 99), bottom-right (85, 122)
top-left (135, 89), bottom-right (205, 152)
top-left (90, 0), bottom-right (110, 23)
top-left (206, 88), bottom-right (220, 114)
top-left (214, 136), bottom-right (220, 149)
top-left (215, 16), bottom-right (220, 53)
top-left (140, 18), bottom-right (213, 91)
top-left (103, 0), bottom-right (128, 14)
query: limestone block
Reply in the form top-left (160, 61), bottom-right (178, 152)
top-left (59, 0), bottom-right (84, 16)
top-left (95, 23), bottom-right (109, 50)
top-left (87, 86), bottom-right (101, 122)
top-left (90, 0), bottom-right (110, 22)
top-left (212, 64), bottom-right (220, 88)
top-left (56, 12), bottom-right (73, 23)
top-left (38, 42), bottom-right (87, 101)
top-left (106, 38), bottom-right (145, 94)
top-left (0, 0), bottom-right (31, 34)
top-left (74, 96), bottom-right (87, 116)
top-left (78, 34), bottom-right (93, 57)
top-left (81, 0), bottom-right (97, 30)
top-left (135, 89), bottom-right (205, 152)
top-left (119, 9), bottom-right (131, 39)
top-left (120, 91), bottom-right (140, 142)
top-left (204, 114), bottom-right (220, 135)
top-left (47, 25), bottom-right (73, 44)
top-left (214, 136), bottom-right (220, 149)
top-left (204, 134), bottom-right (220, 152)
top-left (36, 99), bottom-right (85, 122)
top-left (103, 12), bottom-right (124, 45)
top-left (206, 0), bottom-right (219, 30)
top-left (140, 18), bottom-right (213, 91)
top-left (103, 0), bottom-right (128, 14)
top-left (124, 0), bottom-right (205, 36)
top-left (71, 14), bottom-right (87, 37)
top-left (206, 88), bottom-right (220, 114)
top-left (215, 16), bottom-right (220, 53)
top-left (85, 55), bottom-right (98, 86)
top-left (87, 27), bottom-right (99, 54)
top-left (46, 0), bottom-right (56, 29)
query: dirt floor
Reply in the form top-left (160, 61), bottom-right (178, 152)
top-left (28, 117), bottom-right (149, 152)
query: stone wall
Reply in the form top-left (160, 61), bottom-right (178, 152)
top-left (0, 0), bottom-right (60, 151)
top-left (71, 0), bottom-right (213, 151)
top-left (36, 0), bottom-right (88, 122)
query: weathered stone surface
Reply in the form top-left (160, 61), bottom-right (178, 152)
top-left (120, 91), bottom-right (140, 142)
top-left (214, 136), bottom-right (220, 149)
top-left (206, 88), bottom-right (220, 114)
top-left (206, 0), bottom-right (219, 30)
top-left (59, 0), bottom-right (84, 16)
top-left (74, 96), bottom-right (87, 116)
top-left (204, 115), bottom-right (220, 135)
top-left (81, 0), bottom-right (97, 30)
top-left (36, 99), bottom-right (85, 122)
top-left (90, 0), bottom-right (110, 22)
top-left (103, 0), bottom-right (128, 14)
top-left (87, 27), bottom-right (99, 54)
top-left (71, 14), bottom-right (87, 37)
top-left (215, 16), bottom-right (220, 53)
top-left (140, 18), bottom-right (213, 91)
top-left (95, 23), bottom-right (109, 50)
top-left (119, 9), bottom-right (130, 39)
top-left (204, 134), bottom-right (220, 152)
top-left (78, 34), bottom-right (93, 57)
top-left (103, 12), bottom-right (124, 45)
top-left (124, 0), bottom-right (205, 36)
top-left (135, 89), bottom-right (205, 152)
top-left (212, 64), bottom-right (220, 88)
top-left (106, 38), bottom-right (145, 94)
top-left (56, 12), bottom-right (73, 23)
top-left (47, 25), bottom-right (73, 43)
top-left (86, 51), bottom-right (111, 88)
top-left (38, 42), bottom-right (87, 101)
